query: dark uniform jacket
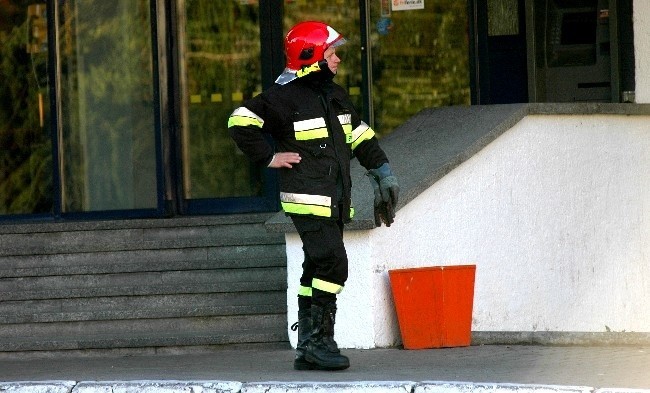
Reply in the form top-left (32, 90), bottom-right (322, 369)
top-left (228, 64), bottom-right (388, 222)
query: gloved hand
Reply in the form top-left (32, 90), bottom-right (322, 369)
top-left (366, 163), bottom-right (399, 227)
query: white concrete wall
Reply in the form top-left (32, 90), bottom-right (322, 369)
top-left (634, 0), bottom-right (650, 103)
top-left (287, 115), bottom-right (650, 348)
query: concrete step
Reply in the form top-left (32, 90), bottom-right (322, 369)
top-left (0, 291), bottom-right (286, 324)
top-left (0, 314), bottom-right (288, 351)
top-left (0, 215), bottom-right (284, 257)
top-left (0, 267), bottom-right (287, 301)
top-left (0, 244), bottom-right (287, 278)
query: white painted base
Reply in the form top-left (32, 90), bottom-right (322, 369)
top-left (287, 115), bottom-right (650, 349)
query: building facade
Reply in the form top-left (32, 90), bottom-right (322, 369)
top-left (0, 0), bottom-right (469, 222)
top-left (1, 0), bottom-right (633, 224)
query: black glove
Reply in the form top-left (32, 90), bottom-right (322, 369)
top-left (367, 163), bottom-right (399, 227)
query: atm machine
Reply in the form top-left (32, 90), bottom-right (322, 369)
top-left (527, 0), bottom-right (634, 102)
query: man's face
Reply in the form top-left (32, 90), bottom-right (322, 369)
top-left (324, 47), bottom-right (340, 74)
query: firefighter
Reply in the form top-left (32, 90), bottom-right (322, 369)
top-left (228, 21), bottom-right (399, 371)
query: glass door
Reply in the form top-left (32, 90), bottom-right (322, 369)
top-left (176, 0), bottom-right (277, 214)
top-left (56, 0), bottom-right (161, 215)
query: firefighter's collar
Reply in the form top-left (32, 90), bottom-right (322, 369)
top-left (275, 60), bottom-right (332, 85)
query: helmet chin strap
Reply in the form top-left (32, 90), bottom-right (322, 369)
top-left (275, 60), bottom-right (335, 85)
top-left (316, 59), bottom-right (337, 79)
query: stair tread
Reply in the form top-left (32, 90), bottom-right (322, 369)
top-left (0, 221), bottom-right (285, 257)
top-left (0, 303), bottom-right (288, 324)
top-left (0, 244), bottom-right (287, 278)
top-left (0, 329), bottom-right (289, 351)
top-left (4, 329), bottom-right (287, 342)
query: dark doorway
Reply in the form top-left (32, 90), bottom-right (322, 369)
top-left (469, 0), bottom-right (528, 104)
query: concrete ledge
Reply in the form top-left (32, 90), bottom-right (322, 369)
top-left (415, 382), bottom-right (593, 393)
top-left (595, 390), bottom-right (650, 393)
top-left (0, 213), bottom-right (274, 235)
top-left (72, 381), bottom-right (242, 393)
top-left (242, 381), bottom-right (415, 393)
top-left (0, 381), bottom-right (76, 393)
top-left (2, 382), bottom-right (648, 393)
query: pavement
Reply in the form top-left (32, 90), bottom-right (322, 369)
top-left (0, 345), bottom-right (649, 393)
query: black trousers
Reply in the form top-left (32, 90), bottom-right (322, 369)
top-left (290, 214), bottom-right (349, 306)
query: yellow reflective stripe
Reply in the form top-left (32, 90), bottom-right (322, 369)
top-left (343, 125), bottom-right (353, 143)
top-left (294, 117), bottom-right (328, 140)
top-left (228, 107), bottom-right (264, 128)
top-left (312, 278), bottom-right (343, 294)
top-left (281, 191), bottom-right (332, 217)
top-left (282, 202), bottom-right (331, 217)
top-left (298, 286), bottom-right (312, 297)
top-left (296, 62), bottom-right (321, 78)
top-left (349, 206), bottom-right (355, 218)
top-left (295, 128), bottom-right (328, 140)
top-left (351, 121), bottom-right (375, 150)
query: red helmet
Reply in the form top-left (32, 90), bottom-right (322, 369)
top-left (284, 21), bottom-right (346, 71)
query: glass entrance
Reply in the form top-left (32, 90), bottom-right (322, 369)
top-left (176, 0), bottom-right (276, 214)
top-left (1, 0), bottom-right (475, 221)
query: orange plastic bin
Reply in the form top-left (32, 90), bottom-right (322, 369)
top-left (389, 265), bottom-right (476, 349)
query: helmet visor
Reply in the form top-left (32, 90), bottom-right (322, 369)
top-left (329, 36), bottom-right (347, 49)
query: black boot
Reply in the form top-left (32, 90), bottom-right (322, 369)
top-left (291, 309), bottom-right (314, 370)
top-left (321, 303), bottom-right (340, 354)
top-left (305, 304), bottom-right (350, 370)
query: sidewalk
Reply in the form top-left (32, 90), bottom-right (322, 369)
top-left (0, 345), bottom-right (649, 392)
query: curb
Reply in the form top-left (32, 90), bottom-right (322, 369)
top-left (416, 383), bottom-right (592, 393)
top-left (0, 381), bottom-right (77, 393)
top-left (1, 381), bottom-right (648, 393)
top-left (242, 381), bottom-right (414, 392)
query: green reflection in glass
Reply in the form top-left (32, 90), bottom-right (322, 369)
top-left (0, 2), bottom-right (53, 215)
top-left (179, 0), bottom-right (262, 199)
top-left (283, 0), bottom-right (469, 138)
top-left (370, 0), bottom-right (471, 135)
top-left (58, 1), bottom-right (157, 212)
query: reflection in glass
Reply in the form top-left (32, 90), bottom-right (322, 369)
top-left (488, 0), bottom-right (519, 36)
top-left (370, 0), bottom-right (471, 134)
top-left (0, 2), bottom-right (53, 215)
top-left (178, 0), bottom-right (263, 199)
top-left (58, 1), bottom-right (157, 212)
top-left (283, 0), bottom-right (469, 137)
